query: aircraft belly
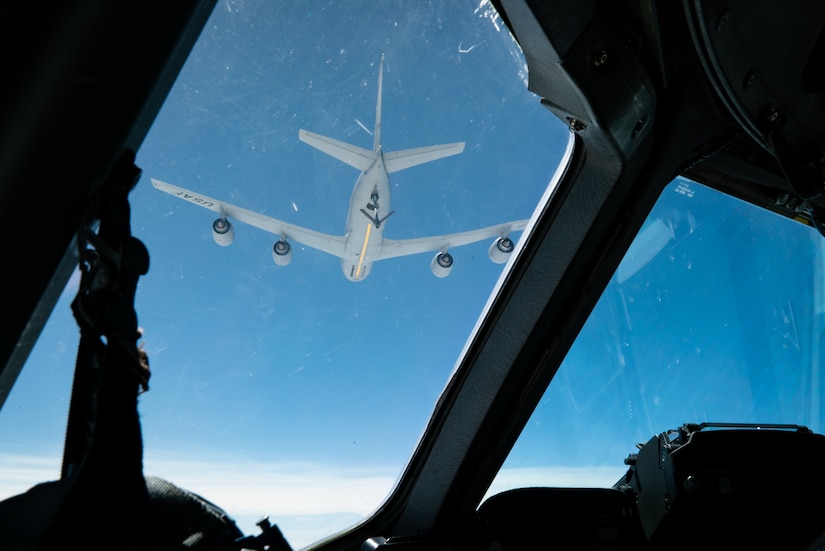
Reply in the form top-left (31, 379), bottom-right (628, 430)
top-left (351, 177), bottom-right (390, 207)
top-left (341, 220), bottom-right (382, 281)
top-left (342, 258), bottom-right (371, 282)
top-left (345, 224), bottom-right (383, 256)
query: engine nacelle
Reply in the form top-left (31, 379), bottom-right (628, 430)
top-left (212, 218), bottom-right (234, 246)
top-left (430, 251), bottom-right (453, 278)
top-left (488, 236), bottom-right (515, 264)
top-left (272, 239), bottom-right (292, 266)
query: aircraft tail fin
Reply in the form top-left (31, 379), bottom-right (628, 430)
top-left (374, 54), bottom-right (384, 152)
top-left (300, 55), bottom-right (464, 173)
top-left (384, 142), bottom-right (466, 173)
top-left (298, 129), bottom-right (376, 171)
top-left (374, 55), bottom-right (465, 172)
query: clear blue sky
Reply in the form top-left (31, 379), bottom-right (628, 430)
top-left (0, 1), bottom-right (567, 546)
top-left (491, 177), bottom-right (825, 498)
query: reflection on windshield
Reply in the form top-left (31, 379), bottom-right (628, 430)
top-left (489, 177), bottom-right (825, 497)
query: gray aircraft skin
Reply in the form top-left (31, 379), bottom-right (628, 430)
top-left (152, 55), bottom-right (527, 282)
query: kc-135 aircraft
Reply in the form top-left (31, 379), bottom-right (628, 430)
top-left (153, 56), bottom-right (527, 282)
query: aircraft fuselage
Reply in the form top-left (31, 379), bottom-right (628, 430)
top-left (342, 151), bottom-right (391, 282)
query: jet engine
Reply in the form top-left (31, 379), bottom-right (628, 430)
top-left (212, 218), bottom-right (234, 246)
top-left (272, 239), bottom-right (292, 266)
top-left (488, 236), bottom-right (515, 264)
top-left (430, 251), bottom-right (453, 278)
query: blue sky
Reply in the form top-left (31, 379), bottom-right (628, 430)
top-left (0, 1), bottom-right (567, 546)
top-left (493, 177), bottom-right (825, 496)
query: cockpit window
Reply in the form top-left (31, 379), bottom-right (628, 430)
top-left (487, 176), bottom-right (825, 498)
top-left (0, 1), bottom-right (566, 547)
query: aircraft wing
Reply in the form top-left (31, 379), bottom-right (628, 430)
top-left (376, 219), bottom-right (530, 260)
top-left (151, 178), bottom-right (349, 259)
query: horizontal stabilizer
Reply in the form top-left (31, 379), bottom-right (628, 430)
top-left (383, 142), bottom-right (465, 174)
top-left (299, 129), bottom-right (376, 171)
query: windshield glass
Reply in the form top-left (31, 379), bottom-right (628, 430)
top-left (488, 176), bottom-right (825, 497)
top-left (0, 1), bottom-right (565, 547)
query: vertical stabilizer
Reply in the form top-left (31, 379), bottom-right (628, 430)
top-left (299, 54), bottom-right (463, 172)
top-left (374, 55), bottom-right (384, 153)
